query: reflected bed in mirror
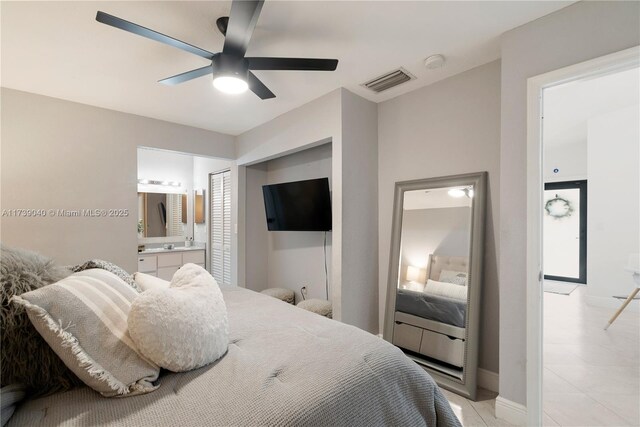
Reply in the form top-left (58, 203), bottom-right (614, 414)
top-left (138, 192), bottom-right (187, 238)
top-left (384, 172), bottom-right (487, 401)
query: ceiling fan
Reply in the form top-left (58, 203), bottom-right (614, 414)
top-left (96, 0), bottom-right (338, 99)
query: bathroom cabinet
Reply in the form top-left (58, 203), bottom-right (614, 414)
top-left (138, 248), bottom-right (205, 280)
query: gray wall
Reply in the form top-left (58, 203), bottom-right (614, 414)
top-left (266, 144), bottom-right (333, 303)
top-left (499, 0), bottom-right (640, 405)
top-left (378, 60), bottom-right (501, 375)
top-left (1, 88), bottom-right (234, 272)
top-left (237, 88), bottom-right (378, 333)
top-left (244, 144), bottom-right (333, 304)
top-left (245, 163), bottom-right (269, 291)
top-left (339, 90), bottom-right (379, 333)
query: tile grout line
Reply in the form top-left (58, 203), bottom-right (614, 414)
top-left (543, 409), bottom-right (561, 427)
top-left (468, 400), bottom-right (491, 426)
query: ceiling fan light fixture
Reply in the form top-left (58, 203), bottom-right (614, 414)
top-left (213, 75), bottom-right (248, 94)
top-left (211, 54), bottom-right (249, 94)
top-left (448, 188), bottom-right (466, 198)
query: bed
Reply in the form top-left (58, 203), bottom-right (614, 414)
top-left (392, 255), bottom-right (468, 369)
top-left (396, 288), bottom-right (466, 328)
top-left (396, 255), bottom-right (468, 328)
top-left (8, 286), bottom-right (460, 427)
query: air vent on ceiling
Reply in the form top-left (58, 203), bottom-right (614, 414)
top-left (362, 68), bottom-right (415, 93)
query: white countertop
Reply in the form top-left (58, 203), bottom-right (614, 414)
top-left (139, 246), bottom-right (205, 255)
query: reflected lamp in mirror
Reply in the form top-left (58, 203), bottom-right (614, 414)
top-left (406, 265), bottom-right (422, 282)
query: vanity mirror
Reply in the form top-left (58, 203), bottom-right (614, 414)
top-left (138, 192), bottom-right (187, 238)
top-left (383, 172), bottom-right (487, 400)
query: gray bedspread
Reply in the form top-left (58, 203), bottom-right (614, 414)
top-left (396, 288), bottom-right (467, 328)
top-left (9, 286), bottom-right (460, 427)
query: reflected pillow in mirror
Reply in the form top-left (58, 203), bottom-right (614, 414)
top-left (423, 279), bottom-right (468, 301)
top-left (439, 270), bottom-right (468, 286)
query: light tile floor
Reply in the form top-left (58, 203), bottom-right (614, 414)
top-left (442, 285), bottom-right (639, 427)
top-left (442, 388), bottom-right (513, 426)
top-left (543, 285), bottom-right (639, 426)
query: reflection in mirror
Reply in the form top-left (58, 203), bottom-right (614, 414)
top-left (194, 190), bottom-right (205, 224)
top-left (138, 192), bottom-right (186, 238)
top-left (384, 173), bottom-right (486, 400)
top-left (395, 186), bottom-right (472, 378)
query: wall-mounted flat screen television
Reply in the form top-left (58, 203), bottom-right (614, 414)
top-left (262, 178), bottom-right (332, 231)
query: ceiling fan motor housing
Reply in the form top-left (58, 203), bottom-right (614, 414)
top-left (212, 54), bottom-right (249, 80)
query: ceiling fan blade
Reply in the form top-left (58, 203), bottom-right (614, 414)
top-left (96, 11), bottom-right (215, 60)
top-left (247, 57), bottom-right (338, 71)
top-left (159, 65), bottom-right (213, 85)
top-left (248, 72), bottom-right (275, 99)
top-left (222, 0), bottom-right (264, 57)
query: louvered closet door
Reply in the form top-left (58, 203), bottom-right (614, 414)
top-left (210, 170), bottom-right (231, 285)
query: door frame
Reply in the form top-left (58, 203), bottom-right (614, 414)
top-left (526, 46), bottom-right (639, 426)
top-left (543, 180), bottom-right (588, 284)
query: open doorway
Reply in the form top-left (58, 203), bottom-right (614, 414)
top-left (527, 49), bottom-right (640, 426)
top-left (541, 65), bottom-right (639, 426)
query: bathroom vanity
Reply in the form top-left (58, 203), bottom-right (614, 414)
top-left (138, 247), bottom-right (205, 280)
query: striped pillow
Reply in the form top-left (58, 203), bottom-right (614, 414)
top-left (11, 269), bottom-right (159, 397)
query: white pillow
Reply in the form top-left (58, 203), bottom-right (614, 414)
top-left (133, 272), bottom-right (170, 292)
top-left (424, 279), bottom-right (468, 301)
top-left (128, 264), bottom-right (229, 372)
top-left (439, 269), bottom-right (468, 286)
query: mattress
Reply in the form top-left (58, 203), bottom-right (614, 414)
top-left (9, 286), bottom-right (460, 427)
top-left (395, 288), bottom-right (466, 328)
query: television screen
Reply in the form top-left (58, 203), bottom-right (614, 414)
top-left (262, 178), bottom-right (332, 231)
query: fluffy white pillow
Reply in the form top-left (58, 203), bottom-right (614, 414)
top-left (424, 279), bottom-right (468, 301)
top-left (128, 264), bottom-right (229, 372)
top-left (133, 272), bottom-right (170, 292)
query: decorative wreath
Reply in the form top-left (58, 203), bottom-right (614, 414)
top-left (544, 195), bottom-right (573, 219)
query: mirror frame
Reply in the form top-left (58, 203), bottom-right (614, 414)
top-left (383, 172), bottom-right (487, 400)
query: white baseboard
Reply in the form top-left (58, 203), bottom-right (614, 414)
top-left (478, 368), bottom-right (499, 393)
top-left (495, 396), bottom-right (527, 426)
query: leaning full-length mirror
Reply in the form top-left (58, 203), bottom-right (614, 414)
top-left (384, 172), bottom-right (487, 400)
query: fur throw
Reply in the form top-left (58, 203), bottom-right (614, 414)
top-left (1, 245), bottom-right (82, 394)
top-left (128, 264), bottom-right (228, 372)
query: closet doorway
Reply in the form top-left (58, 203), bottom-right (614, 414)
top-left (210, 169), bottom-right (231, 285)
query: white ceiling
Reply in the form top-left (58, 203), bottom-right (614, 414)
top-left (1, 1), bottom-right (573, 136)
top-left (544, 67), bottom-right (640, 148)
top-left (404, 187), bottom-right (472, 210)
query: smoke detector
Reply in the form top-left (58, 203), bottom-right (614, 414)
top-left (424, 54), bottom-right (446, 70)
